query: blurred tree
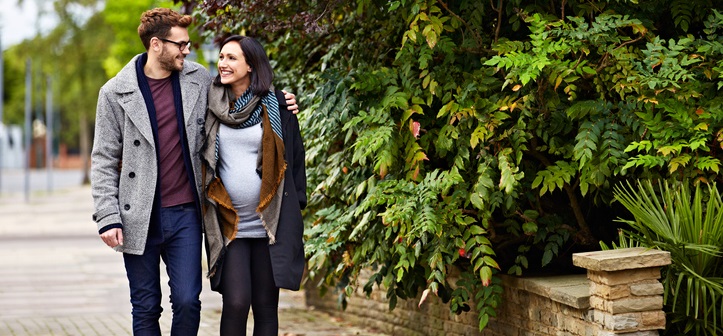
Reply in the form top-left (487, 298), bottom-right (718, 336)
top-left (2, 0), bottom-right (175, 182)
top-left (102, 0), bottom-right (170, 76)
top-left (2, 0), bottom-right (109, 179)
top-left (1, 46), bottom-right (29, 127)
top-left (53, 0), bottom-right (111, 183)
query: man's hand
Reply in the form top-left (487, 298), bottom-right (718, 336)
top-left (100, 228), bottom-right (124, 248)
top-left (282, 90), bottom-right (299, 114)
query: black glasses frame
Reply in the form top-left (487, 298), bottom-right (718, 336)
top-left (159, 38), bottom-right (192, 51)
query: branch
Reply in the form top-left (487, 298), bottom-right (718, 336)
top-left (489, 0), bottom-right (504, 43)
top-left (525, 137), bottom-right (553, 167)
top-left (515, 210), bottom-right (535, 223)
top-left (595, 52), bottom-right (610, 73)
top-left (596, 34), bottom-right (644, 73)
top-left (526, 138), bottom-right (595, 245)
top-left (455, 46), bottom-right (497, 55)
top-left (318, 190), bottom-right (348, 205)
top-left (494, 234), bottom-right (529, 251)
top-left (437, 0), bottom-right (485, 47)
top-left (461, 209), bottom-right (478, 216)
top-left (615, 35), bottom-right (644, 51)
top-left (562, 183), bottom-right (594, 245)
top-left (549, 0), bottom-right (556, 17)
top-left (310, 0), bottom-right (343, 28)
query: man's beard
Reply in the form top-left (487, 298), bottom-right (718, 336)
top-left (159, 47), bottom-right (183, 72)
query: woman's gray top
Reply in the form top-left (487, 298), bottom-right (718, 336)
top-left (217, 123), bottom-right (267, 238)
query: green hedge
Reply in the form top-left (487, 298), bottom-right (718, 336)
top-left (186, 0), bottom-right (723, 330)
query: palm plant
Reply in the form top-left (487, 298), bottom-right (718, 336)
top-left (612, 179), bottom-right (723, 336)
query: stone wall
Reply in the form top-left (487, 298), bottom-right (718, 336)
top-left (306, 275), bottom-right (480, 336)
top-left (305, 247), bottom-right (670, 336)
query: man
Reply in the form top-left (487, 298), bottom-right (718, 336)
top-left (90, 8), bottom-right (297, 335)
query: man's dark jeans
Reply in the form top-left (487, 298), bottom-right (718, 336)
top-left (123, 203), bottom-right (202, 336)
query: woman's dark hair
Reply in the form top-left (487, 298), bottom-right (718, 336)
top-left (214, 35), bottom-right (273, 96)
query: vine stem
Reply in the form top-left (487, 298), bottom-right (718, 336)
top-left (526, 138), bottom-right (595, 245)
top-left (489, 0), bottom-right (504, 43)
top-left (437, 0), bottom-right (485, 47)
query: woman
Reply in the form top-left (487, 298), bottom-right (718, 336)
top-left (200, 35), bottom-right (306, 335)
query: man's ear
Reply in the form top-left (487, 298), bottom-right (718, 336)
top-left (150, 37), bottom-right (161, 52)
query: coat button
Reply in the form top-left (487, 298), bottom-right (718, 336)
top-left (196, 118), bottom-right (204, 125)
top-left (129, 172), bottom-right (136, 178)
top-left (124, 204), bottom-right (131, 210)
top-left (133, 140), bottom-right (141, 146)
top-left (284, 192), bottom-right (288, 196)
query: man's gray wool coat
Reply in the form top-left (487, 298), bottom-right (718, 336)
top-left (90, 54), bottom-right (211, 255)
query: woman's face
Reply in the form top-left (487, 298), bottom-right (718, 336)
top-left (218, 41), bottom-right (251, 89)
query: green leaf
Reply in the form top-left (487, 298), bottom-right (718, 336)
top-left (522, 222), bottom-right (538, 235)
top-left (541, 250), bottom-right (553, 267)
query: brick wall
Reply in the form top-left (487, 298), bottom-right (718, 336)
top-left (305, 248), bottom-right (670, 336)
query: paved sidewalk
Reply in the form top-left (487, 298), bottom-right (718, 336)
top-left (0, 174), bottom-right (388, 336)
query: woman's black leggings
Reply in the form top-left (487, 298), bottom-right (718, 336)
top-left (219, 238), bottom-right (279, 336)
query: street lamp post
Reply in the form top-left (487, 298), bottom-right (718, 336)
top-left (46, 75), bottom-right (52, 193)
top-left (24, 58), bottom-right (31, 202)
top-left (0, 25), bottom-right (5, 193)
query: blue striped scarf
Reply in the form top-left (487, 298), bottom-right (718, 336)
top-left (230, 88), bottom-right (282, 139)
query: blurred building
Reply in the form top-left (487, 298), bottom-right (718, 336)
top-left (0, 123), bottom-right (24, 168)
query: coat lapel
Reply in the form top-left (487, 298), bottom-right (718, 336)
top-left (180, 67), bottom-right (201, 153)
top-left (119, 93), bottom-right (154, 145)
top-left (114, 58), bottom-right (154, 145)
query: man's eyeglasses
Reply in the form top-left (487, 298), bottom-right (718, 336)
top-left (159, 38), bottom-right (192, 51)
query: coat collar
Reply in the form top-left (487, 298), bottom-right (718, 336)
top-left (112, 53), bottom-right (204, 144)
top-left (113, 53), bottom-right (202, 95)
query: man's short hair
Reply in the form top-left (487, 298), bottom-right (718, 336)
top-left (137, 8), bottom-right (192, 50)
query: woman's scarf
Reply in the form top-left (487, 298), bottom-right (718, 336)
top-left (227, 87), bottom-right (283, 137)
top-left (201, 82), bottom-right (286, 279)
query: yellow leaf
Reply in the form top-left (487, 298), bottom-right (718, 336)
top-left (695, 123), bottom-right (708, 131)
top-left (512, 84), bottom-right (522, 92)
top-left (669, 162), bottom-right (679, 173)
top-left (426, 32), bottom-right (438, 49)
